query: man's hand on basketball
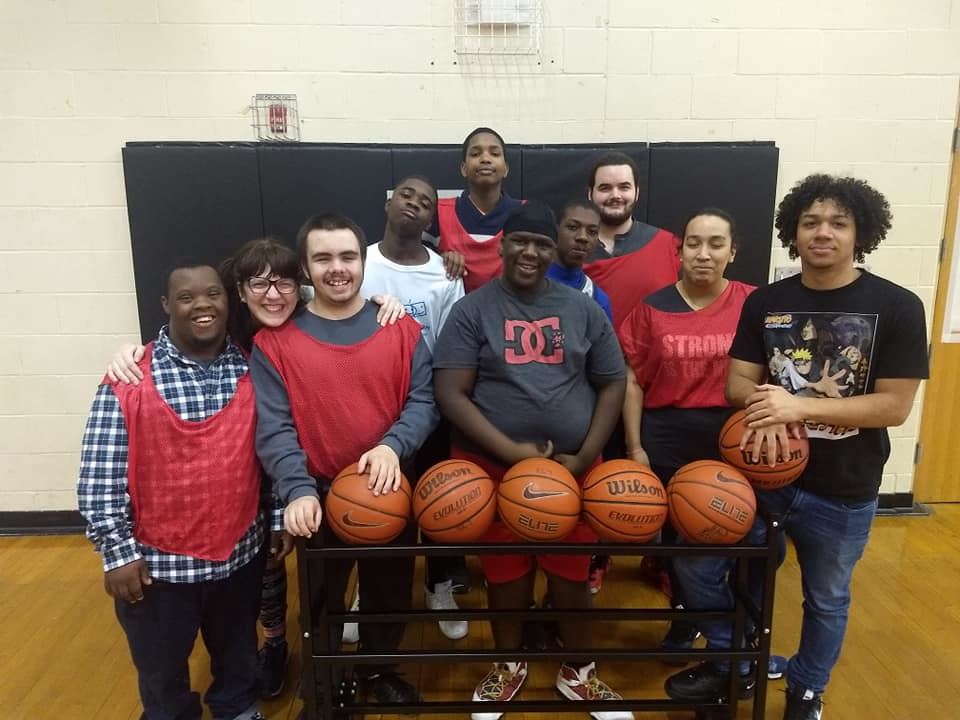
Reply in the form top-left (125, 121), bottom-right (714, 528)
top-left (441, 250), bottom-right (468, 280)
top-left (105, 343), bottom-right (146, 385)
top-left (370, 294), bottom-right (406, 326)
top-left (740, 418), bottom-right (805, 467)
top-left (510, 440), bottom-right (554, 464)
top-left (104, 558), bottom-right (151, 603)
top-left (554, 452), bottom-right (590, 478)
top-left (744, 384), bottom-right (808, 426)
top-left (626, 446), bottom-right (651, 467)
top-left (359, 444), bottom-right (402, 495)
top-left (284, 496), bottom-right (323, 537)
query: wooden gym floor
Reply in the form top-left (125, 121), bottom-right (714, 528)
top-left (2, 505), bottom-right (959, 720)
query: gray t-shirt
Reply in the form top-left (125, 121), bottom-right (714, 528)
top-left (434, 279), bottom-right (625, 456)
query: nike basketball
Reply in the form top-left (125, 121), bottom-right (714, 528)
top-left (498, 457), bottom-right (581, 542)
top-left (326, 463), bottom-right (412, 544)
top-left (667, 460), bottom-right (757, 544)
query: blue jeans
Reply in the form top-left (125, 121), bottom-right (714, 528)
top-left (674, 484), bottom-right (877, 693)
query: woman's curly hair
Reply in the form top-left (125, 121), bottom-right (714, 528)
top-left (774, 174), bottom-right (892, 264)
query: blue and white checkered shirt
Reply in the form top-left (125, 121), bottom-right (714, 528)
top-left (78, 328), bottom-right (281, 583)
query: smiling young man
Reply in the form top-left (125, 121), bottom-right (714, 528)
top-left (583, 152), bottom-right (681, 328)
top-left (691, 175), bottom-right (928, 720)
top-left (78, 262), bottom-right (277, 720)
top-left (250, 212), bottom-right (437, 707)
top-left (433, 202), bottom-right (631, 720)
top-left (546, 200), bottom-right (613, 323)
top-left (437, 127), bottom-right (522, 292)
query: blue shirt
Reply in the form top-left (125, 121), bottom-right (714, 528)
top-left (546, 263), bottom-right (614, 323)
top-left (77, 328), bottom-right (280, 582)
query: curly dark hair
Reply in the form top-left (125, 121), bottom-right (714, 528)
top-left (774, 174), bottom-right (892, 263)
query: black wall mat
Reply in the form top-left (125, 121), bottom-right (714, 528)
top-left (122, 144), bottom-right (263, 342)
top-left (258, 144), bottom-right (394, 248)
top-left (519, 143), bottom-right (650, 223)
top-left (646, 142), bottom-right (779, 289)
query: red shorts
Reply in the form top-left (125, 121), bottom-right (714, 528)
top-left (451, 446), bottom-right (599, 584)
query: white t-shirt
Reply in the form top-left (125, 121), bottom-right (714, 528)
top-left (361, 243), bottom-right (465, 353)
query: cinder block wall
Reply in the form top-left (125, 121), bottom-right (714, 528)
top-left (1, 0), bottom-right (958, 511)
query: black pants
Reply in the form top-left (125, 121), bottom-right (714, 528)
top-left (305, 520), bottom-right (417, 678)
top-left (114, 551), bottom-right (265, 720)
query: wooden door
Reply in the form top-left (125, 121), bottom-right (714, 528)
top-left (915, 117), bottom-right (960, 502)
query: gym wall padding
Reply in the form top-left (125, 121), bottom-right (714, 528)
top-left (122, 144), bottom-right (264, 341)
top-left (646, 142), bottom-right (779, 289)
top-left (122, 141), bottom-right (778, 341)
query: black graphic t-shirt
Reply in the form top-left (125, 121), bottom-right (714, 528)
top-left (730, 271), bottom-right (928, 501)
top-left (434, 278), bottom-right (625, 456)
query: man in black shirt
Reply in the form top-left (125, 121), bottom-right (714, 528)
top-left (666, 175), bottom-right (929, 720)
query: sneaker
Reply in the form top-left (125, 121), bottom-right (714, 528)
top-left (255, 640), bottom-right (288, 699)
top-left (768, 654), bottom-right (788, 680)
top-left (342, 588), bottom-right (359, 644)
top-left (664, 662), bottom-right (755, 702)
top-left (556, 662), bottom-right (634, 720)
top-left (425, 580), bottom-right (469, 640)
top-left (783, 686), bottom-right (823, 720)
top-left (362, 671), bottom-right (421, 705)
top-left (588, 556), bottom-right (611, 594)
top-left (471, 661), bottom-right (528, 720)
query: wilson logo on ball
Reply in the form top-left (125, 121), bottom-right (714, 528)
top-left (417, 466), bottom-right (473, 501)
top-left (605, 478), bottom-right (665, 497)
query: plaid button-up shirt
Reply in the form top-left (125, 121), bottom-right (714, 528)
top-left (78, 328), bottom-right (280, 583)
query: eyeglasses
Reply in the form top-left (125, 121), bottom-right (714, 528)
top-left (246, 277), bottom-right (299, 295)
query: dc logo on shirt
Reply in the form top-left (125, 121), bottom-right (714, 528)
top-left (503, 317), bottom-right (565, 365)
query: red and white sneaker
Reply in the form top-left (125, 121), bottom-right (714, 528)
top-left (556, 662), bottom-right (634, 720)
top-left (471, 661), bottom-right (528, 720)
top-left (588, 556), bottom-right (611, 594)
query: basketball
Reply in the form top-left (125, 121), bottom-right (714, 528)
top-left (414, 459), bottom-right (496, 542)
top-left (325, 464), bottom-right (412, 544)
top-left (497, 457), bottom-right (581, 542)
top-left (667, 460), bottom-right (757, 544)
top-left (581, 459), bottom-right (668, 542)
top-left (718, 409), bottom-right (810, 489)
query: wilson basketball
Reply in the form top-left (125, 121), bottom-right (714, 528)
top-left (414, 459), bottom-right (496, 542)
top-left (581, 459), bottom-right (668, 542)
top-left (718, 409), bottom-right (810, 490)
top-left (498, 458), bottom-right (581, 542)
top-left (325, 464), bottom-right (412, 544)
top-left (667, 460), bottom-right (757, 544)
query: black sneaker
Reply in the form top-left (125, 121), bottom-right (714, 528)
top-left (363, 672), bottom-right (421, 706)
top-left (256, 640), bottom-right (288, 699)
top-left (783, 686), bottom-right (823, 720)
top-left (664, 662), bottom-right (755, 702)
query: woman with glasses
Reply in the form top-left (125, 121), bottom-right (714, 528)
top-left (104, 237), bottom-right (404, 701)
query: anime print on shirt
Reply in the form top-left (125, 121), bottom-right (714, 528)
top-left (762, 310), bottom-right (876, 440)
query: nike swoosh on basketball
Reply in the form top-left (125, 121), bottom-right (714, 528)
top-left (522, 482), bottom-right (565, 500)
top-left (716, 471), bottom-right (740, 484)
top-left (341, 512), bottom-right (385, 528)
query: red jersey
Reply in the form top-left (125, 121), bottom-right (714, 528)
top-left (437, 197), bottom-right (504, 293)
top-left (254, 315), bottom-right (423, 480)
top-left (584, 227), bottom-right (681, 328)
top-left (111, 344), bottom-right (261, 562)
top-left (618, 280), bottom-right (755, 409)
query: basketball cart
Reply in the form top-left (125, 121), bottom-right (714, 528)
top-left (296, 512), bottom-right (782, 720)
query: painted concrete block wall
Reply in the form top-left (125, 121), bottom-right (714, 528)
top-left (1, 0), bottom-right (958, 510)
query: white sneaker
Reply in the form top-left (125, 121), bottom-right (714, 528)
top-left (556, 662), bottom-right (634, 720)
top-left (341, 588), bottom-right (359, 644)
top-left (425, 579), bottom-right (469, 640)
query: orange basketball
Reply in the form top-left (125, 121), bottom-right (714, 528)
top-left (414, 459), bottom-right (496, 542)
top-left (325, 464), bottom-right (411, 544)
top-left (718, 409), bottom-right (809, 490)
top-left (497, 458), bottom-right (581, 542)
top-left (582, 459), bottom-right (668, 542)
top-left (667, 460), bottom-right (757, 544)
